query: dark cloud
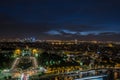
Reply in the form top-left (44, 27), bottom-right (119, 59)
top-left (0, 14), bottom-right (103, 34)
top-left (0, 0), bottom-right (120, 41)
top-left (0, 13), bottom-right (120, 41)
top-left (63, 25), bottom-right (103, 32)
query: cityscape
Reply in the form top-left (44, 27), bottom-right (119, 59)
top-left (0, 40), bottom-right (120, 80)
top-left (1, 0), bottom-right (120, 80)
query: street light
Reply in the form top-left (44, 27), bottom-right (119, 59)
top-left (14, 49), bottom-right (21, 57)
top-left (32, 49), bottom-right (38, 57)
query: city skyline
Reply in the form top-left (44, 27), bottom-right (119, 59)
top-left (0, 0), bottom-right (120, 41)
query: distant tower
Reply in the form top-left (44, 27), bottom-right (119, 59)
top-left (75, 39), bottom-right (78, 44)
top-left (31, 37), bottom-right (36, 42)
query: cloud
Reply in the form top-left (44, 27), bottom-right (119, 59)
top-left (45, 29), bottom-right (120, 41)
top-left (0, 0), bottom-right (120, 41)
top-left (45, 30), bottom-right (61, 35)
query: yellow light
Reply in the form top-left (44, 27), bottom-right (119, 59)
top-left (108, 43), bottom-right (113, 47)
top-left (15, 49), bottom-right (21, 55)
top-left (32, 49), bottom-right (38, 54)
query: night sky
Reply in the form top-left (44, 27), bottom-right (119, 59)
top-left (0, 0), bottom-right (120, 41)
